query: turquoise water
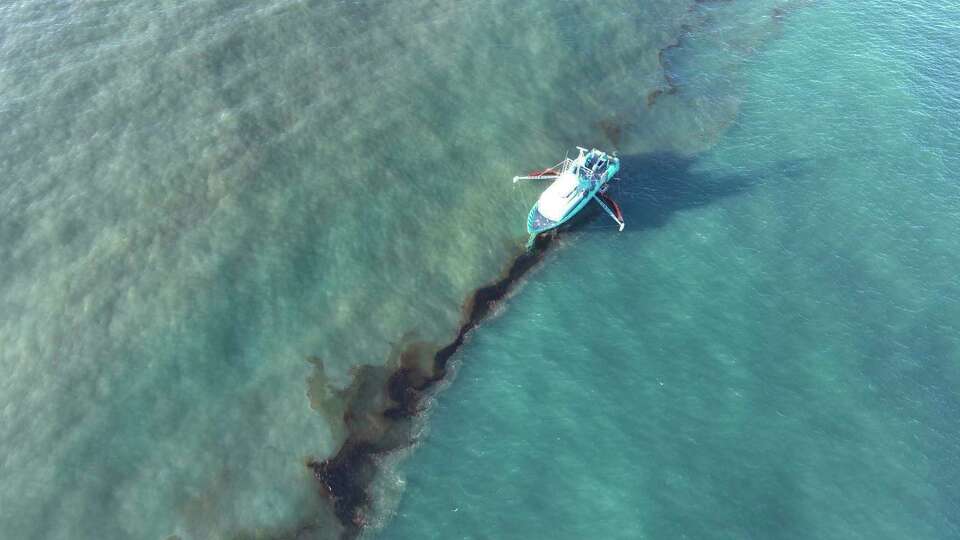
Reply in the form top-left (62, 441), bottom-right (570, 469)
top-left (383, 2), bottom-right (960, 539)
top-left (1, 0), bottom-right (957, 538)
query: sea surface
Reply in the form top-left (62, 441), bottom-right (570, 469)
top-left (0, 0), bottom-right (957, 539)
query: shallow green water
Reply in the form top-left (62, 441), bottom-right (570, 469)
top-left (1, 0), bottom-right (957, 538)
top-left (382, 2), bottom-right (960, 539)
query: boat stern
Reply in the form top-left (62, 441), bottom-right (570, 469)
top-left (606, 155), bottom-right (620, 180)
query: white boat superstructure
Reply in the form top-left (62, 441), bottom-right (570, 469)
top-left (536, 163), bottom-right (584, 222)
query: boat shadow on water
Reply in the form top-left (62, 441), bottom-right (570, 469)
top-left (561, 151), bottom-right (805, 236)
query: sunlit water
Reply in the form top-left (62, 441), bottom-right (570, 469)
top-left (383, 1), bottom-right (960, 539)
top-left (1, 0), bottom-right (956, 538)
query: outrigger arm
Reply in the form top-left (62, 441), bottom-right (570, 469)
top-left (513, 160), bottom-right (568, 183)
top-left (592, 194), bottom-right (625, 232)
top-left (513, 174), bottom-right (560, 183)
